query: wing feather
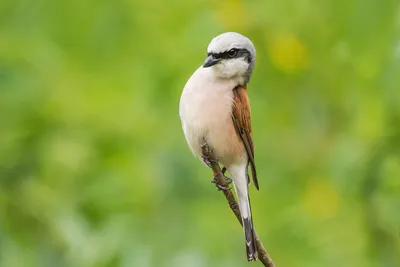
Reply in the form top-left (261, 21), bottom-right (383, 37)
top-left (231, 85), bottom-right (259, 190)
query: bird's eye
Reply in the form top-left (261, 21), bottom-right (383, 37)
top-left (227, 49), bottom-right (238, 58)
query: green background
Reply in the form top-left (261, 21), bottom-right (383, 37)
top-left (1, 0), bottom-right (399, 266)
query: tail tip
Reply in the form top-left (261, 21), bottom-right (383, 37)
top-left (244, 217), bottom-right (258, 261)
top-left (247, 252), bottom-right (258, 261)
top-left (246, 241), bottom-right (258, 261)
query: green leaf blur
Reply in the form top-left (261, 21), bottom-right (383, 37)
top-left (1, 0), bottom-right (399, 266)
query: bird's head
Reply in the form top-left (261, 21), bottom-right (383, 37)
top-left (203, 32), bottom-right (256, 84)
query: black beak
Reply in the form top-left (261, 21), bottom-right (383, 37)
top-left (203, 55), bottom-right (220, 68)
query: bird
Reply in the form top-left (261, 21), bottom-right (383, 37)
top-left (179, 32), bottom-right (259, 261)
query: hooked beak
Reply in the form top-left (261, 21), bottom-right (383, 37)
top-left (203, 55), bottom-right (220, 68)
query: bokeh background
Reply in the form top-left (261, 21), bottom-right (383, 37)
top-left (1, 0), bottom-right (400, 266)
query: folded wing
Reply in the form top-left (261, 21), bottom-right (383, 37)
top-left (231, 85), bottom-right (259, 190)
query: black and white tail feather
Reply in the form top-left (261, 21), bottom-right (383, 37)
top-left (232, 174), bottom-right (258, 261)
top-left (243, 197), bottom-right (257, 261)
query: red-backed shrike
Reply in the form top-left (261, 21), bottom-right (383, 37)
top-left (179, 32), bottom-right (259, 261)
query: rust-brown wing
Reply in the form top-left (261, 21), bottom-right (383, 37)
top-left (231, 85), bottom-right (259, 190)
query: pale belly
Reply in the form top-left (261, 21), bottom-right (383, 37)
top-left (180, 89), bottom-right (246, 166)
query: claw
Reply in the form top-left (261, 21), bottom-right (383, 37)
top-left (201, 143), bottom-right (231, 190)
top-left (202, 155), bottom-right (212, 168)
top-left (202, 155), bottom-right (218, 168)
top-left (211, 175), bottom-right (232, 191)
top-left (201, 143), bottom-right (218, 168)
top-left (224, 175), bottom-right (233, 185)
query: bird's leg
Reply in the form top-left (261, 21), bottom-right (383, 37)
top-left (200, 143), bottom-right (218, 168)
top-left (221, 167), bottom-right (233, 185)
top-left (200, 143), bottom-right (232, 191)
top-left (211, 176), bottom-right (232, 191)
top-left (202, 155), bottom-right (218, 168)
top-left (211, 166), bottom-right (233, 191)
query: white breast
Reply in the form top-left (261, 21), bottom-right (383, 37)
top-left (179, 66), bottom-right (242, 163)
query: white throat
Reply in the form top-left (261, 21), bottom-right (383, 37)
top-left (211, 58), bottom-right (250, 85)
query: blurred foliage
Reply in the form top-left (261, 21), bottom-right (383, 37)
top-left (0, 0), bottom-right (400, 266)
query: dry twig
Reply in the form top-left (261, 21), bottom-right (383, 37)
top-left (201, 143), bottom-right (275, 267)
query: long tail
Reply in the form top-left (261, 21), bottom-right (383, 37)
top-left (232, 175), bottom-right (258, 261)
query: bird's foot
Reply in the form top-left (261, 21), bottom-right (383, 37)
top-left (211, 174), bottom-right (232, 191)
top-left (202, 155), bottom-right (218, 168)
top-left (200, 143), bottom-right (218, 168)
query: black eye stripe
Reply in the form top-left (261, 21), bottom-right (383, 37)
top-left (209, 48), bottom-right (251, 62)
